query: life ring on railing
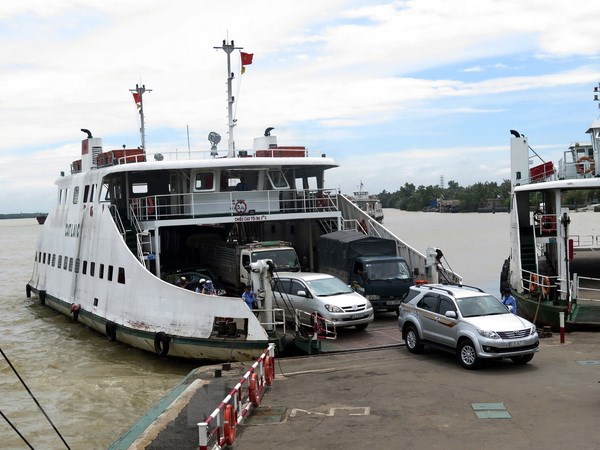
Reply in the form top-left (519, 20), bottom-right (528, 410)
top-left (541, 276), bottom-right (551, 297)
top-left (223, 404), bottom-right (237, 445)
top-left (154, 332), bottom-right (170, 357)
top-left (264, 355), bottom-right (275, 385)
top-left (576, 156), bottom-right (595, 174)
top-left (529, 274), bottom-right (538, 294)
top-left (316, 192), bottom-right (326, 209)
top-left (249, 373), bottom-right (260, 407)
top-left (147, 197), bottom-right (155, 215)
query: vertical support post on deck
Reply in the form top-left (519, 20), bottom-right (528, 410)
top-left (559, 312), bottom-right (565, 344)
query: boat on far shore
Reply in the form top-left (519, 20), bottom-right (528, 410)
top-left (501, 90), bottom-right (600, 330)
top-left (347, 182), bottom-right (384, 222)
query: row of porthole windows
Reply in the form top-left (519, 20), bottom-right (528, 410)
top-left (35, 251), bottom-right (126, 284)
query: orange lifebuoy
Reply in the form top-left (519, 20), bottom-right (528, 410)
top-left (529, 274), bottom-right (538, 294)
top-left (264, 355), bottom-right (274, 386)
top-left (147, 197), bottom-right (155, 215)
top-left (249, 373), bottom-right (260, 407)
top-left (541, 276), bottom-right (551, 297)
top-left (223, 404), bottom-right (236, 445)
top-left (316, 192), bottom-right (326, 209)
top-left (576, 156), bottom-right (595, 174)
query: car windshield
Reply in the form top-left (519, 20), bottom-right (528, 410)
top-left (365, 260), bottom-right (412, 280)
top-left (456, 295), bottom-right (508, 317)
top-left (252, 249), bottom-right (299, 270)
top-left (306, 277), bottom-right (353, 296)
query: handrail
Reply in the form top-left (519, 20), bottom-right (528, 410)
top-left (129, 188), bottom-right (339, 221)
top-left (197, 344), bottom-right (275, 450)
top-left (109, 205), bottom-right (126, 237)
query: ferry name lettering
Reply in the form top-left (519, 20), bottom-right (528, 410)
top-left (64, 223), bottom-right (81, 238)
top-left (234, 215), bottom-right (267, 223)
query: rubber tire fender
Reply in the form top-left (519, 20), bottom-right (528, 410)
top-left (154, 332), bottom-right (170, 357)
top-left (39, 290), bottom-right (46, 305)
top-left (105, 321), bottom-right (117, 342)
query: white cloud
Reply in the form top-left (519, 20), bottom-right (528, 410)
top-left (2, 0), bottom-right (600, 212)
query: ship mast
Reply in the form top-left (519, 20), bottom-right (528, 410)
top-left (215, 39), bottom-right (243, 157)
top-left (129, 84), bottom-right (152, 149)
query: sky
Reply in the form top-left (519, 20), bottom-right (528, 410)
top-left (2, 0), bottom-right (600, 213)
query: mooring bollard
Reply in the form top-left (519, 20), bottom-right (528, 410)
top-left (559, 311), bottom-right (565, 343)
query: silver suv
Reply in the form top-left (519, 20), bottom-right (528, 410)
top-left (398, 284), bottom-right (539, 369)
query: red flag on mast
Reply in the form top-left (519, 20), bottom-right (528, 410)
top-left (241, 52), bottom-right (254, 74)
top-left (132, 92), bottom-right (141, 109)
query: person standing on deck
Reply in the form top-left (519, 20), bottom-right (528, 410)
top-left (501, 288), bottom-right (517, 314)
top-left (242, 285), bottom-right (256, 309)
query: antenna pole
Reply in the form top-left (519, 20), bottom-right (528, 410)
top-left (129, 84), bottom-right (152, 149)
top-left (215, 39), bottom-right (242, 157)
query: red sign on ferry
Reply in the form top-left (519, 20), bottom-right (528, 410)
top-left (82, 140), bottom-right (89, 155)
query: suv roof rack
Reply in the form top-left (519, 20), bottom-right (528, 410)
top-left (416, 283), bottom-right (485, 296)
top-left (442, 283), bottom-right (485, 293)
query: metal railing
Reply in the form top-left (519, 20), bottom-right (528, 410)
top-left (129, 188), bottom-right (339, 221)
top-left (198, 344), bottom-right (275, 449)
top-left (572, 274), bottom-right (600, 303)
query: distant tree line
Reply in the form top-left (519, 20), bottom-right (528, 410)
top-left (377, 180), bottom-right (600, 212)
top-left (0, 213), bottom-right (46, 220)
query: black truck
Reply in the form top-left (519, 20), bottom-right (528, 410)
top-left (318, 230), bottom-right (414, 313)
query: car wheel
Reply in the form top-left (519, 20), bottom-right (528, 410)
top-left (458, 339), bottom-right (481, 369)
top-left (510, 354), bottom-right (534, 365)
top-left (405, 325), bottom-right (423, 354)
top-left (355, 323), bottom-right (369, 331)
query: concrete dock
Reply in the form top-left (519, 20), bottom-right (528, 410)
top-left (112, 331), bottom-right (600, 449)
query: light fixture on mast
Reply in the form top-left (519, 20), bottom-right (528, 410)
top-left (214, 39), bottom-right (243, 157)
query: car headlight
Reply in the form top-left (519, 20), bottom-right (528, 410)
top-left (531, 325), bottom-right (537, 335)
top-left (324, 304), bottom-right (344, 313)
top-left (478, 329), bottom-right (500, 339)
top-left (366, 294), bottom-right (380, 301)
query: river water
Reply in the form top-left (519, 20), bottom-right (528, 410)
top-left (0, 210), bottom-right (520, 449)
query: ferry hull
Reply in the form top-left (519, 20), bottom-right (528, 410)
top-left (513, 293), bottom-right (567, 330)
top-left (28, 286), bottom-right (270, 362)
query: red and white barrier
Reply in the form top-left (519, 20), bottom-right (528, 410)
top-left (198, 343), bottom-right (276, 450)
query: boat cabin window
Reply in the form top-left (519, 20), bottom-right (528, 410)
top-left (267, 170), bottom-right (289, 189)
top-left (100, 183), bottom-right (110, 203)
top-left (194, 172), bottom-right (214, 191)
top-left (72, 186), bottom-right (80, 204)
top-left (90, 184), bottom-right (95, 202)
top-left (59, 188), bottom-right (69, 205)
top-left (132, 183), bottom-right (148, 194)
top-left (83, 185), bottom-right (90, 203)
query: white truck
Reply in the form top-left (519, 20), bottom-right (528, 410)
top-left (194, 240), bottom-right (300, 294)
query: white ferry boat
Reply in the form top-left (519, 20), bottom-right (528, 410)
top-left (27, 40), bottom-right (458, 361)
top-left (347, 182), bottom-right (384, 223)
top-left (502, 87), bottom-right (600, 328)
